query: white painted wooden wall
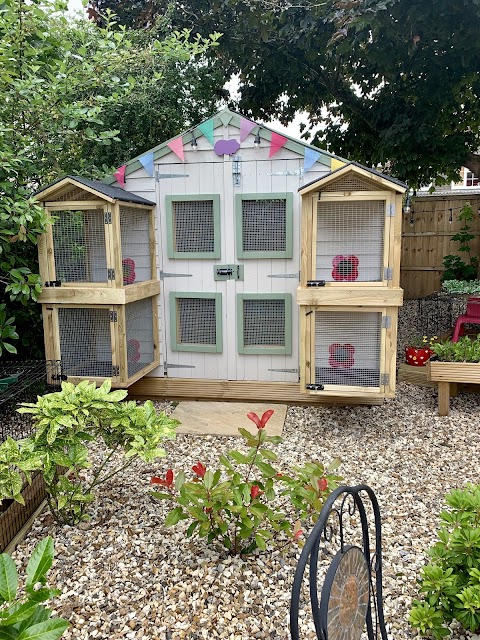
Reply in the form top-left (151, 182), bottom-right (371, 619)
top-left (124, 122), bottom-right (330, 382)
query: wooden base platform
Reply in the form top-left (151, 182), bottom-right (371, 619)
top-left (398, 363), bottom-right (437, 387)
top-left (128, 377), bottom-right (385, 406)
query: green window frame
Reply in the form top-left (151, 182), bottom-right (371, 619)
top-left (169, 292), bottom-right (223, 353)
top-left (235, 192), bottom-right (293, 259)
top-left (236, 293), bottom-right (292, 355)
top-left (166, 194), bottom-right (221, 259)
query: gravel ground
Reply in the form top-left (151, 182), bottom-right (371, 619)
top-left (10, 383), bottom-right (480, 640)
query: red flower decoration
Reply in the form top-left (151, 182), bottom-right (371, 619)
top-left (192, 462), bottom-right (207, 478)
top-left (122, 258), bottom-right (136, 285)
top-left (332, 255), bottom-right (359, 282)
top-left (127, 338), bottom-right (141, 363)
top-left (329, 343), bottom-right (355, 369)
top-left (317, 478), bottom-right (328, 492)
top-left (151, 468), bottom-right (174, 487)
top-left (247, 409), bottom-right (274, 430)
top-left (250, 485), bottom-right (261, 499)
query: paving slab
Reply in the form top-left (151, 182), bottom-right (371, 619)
top-left (172, 401), bottom-right (286, 436)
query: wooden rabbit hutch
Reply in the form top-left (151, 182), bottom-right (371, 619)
top-left (35, 110), bottom-right (405, 403)
top-left (298, 162), bottom-right (405, 400)
top-left (35, 176), bottom-right (160, 387)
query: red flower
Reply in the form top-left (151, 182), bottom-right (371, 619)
top-left (317, 478), bottom-right (328, 492)
top-left (332, 255), bottom-right (359, 282)
top-left (151, 469), bottom-right (174, 487)
top-left (247, 409), bottom-right (274, 430)
top-left (328, 343), bottom-right (355, 369)
top-left (250, 485), bottom-right (261, 499)
top-left (192, 462), bottom-right (207, 478)
top-left (293, 529), bottom-right (304, 540)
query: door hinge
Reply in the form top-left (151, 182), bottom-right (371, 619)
top-left (381, 373), bottom-right (389, 386)
top-left (268, 368), bottom-right (299, 374)
top-left (164, 362), bottom-right (196, 369)
top-left (382, 316), bottom-right (391, 329)
top-left (112, 365), bottom-right (120, 377)
top-left (384, 267), bottom-right (393, 280)
top-left (160, 271), bottom-right (192, 279)
top-left (44, 280), bottom-right (61, 287)
top-left (306, 383), bottom-right (325, 391)
top-left (155, 171), bottom-right (190, 181)
top-left (387, 203), bottom-right (396, 217)
top-left (268, 273), bottom-right (300, 279)
top-left (104, 211), bottom-right (112, 224)
top-left (110, 310), bottom-right (117, 322)
top-left (107, 268), bottom-right (115, 280)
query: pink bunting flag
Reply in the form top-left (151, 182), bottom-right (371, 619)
top-left (240, 118), bottom-right (256, 143)
top-left (269, 132), bottom-right (288, 158)
top-left (114, 164), bottom-right (126, 188)
top-left (167, 137), bottom-right (185, 162)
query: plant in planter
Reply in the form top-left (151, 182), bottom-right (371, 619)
top-left (15, 379), bottom-right (178, 525)
top-left (405, 335), bottom-right (438, 366)
top-left (151, 410), bottom-right (342, 555)
top-left (409, 484), bottom-right (480, 639)
top-left (442, 279), bottom-right (480, 295)
top-left (442, 203), bottom-right (480, 282)
top-left (0, 536), bottom-right (68, 638)
top-left (430, 334), bottom-right (480, 363)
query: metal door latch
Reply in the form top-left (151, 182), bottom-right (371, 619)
top-left (306, 280), bottom-right (326, 287)
top-left (306, 383), bottom-right (325, 391)
top-left (214, 265), bottom-right (244, 281)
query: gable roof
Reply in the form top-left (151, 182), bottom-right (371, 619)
top-left (299, 161), bottom-right (407, 194)
top-left (103, 107), bottom-right (349, 185)
top-left (35, 175), bottom-right (155, 205)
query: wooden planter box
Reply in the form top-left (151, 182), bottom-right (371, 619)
top-left (427, 361), bottom-right (480, 416)
top-left (0, 473), bottom-right (47, 552)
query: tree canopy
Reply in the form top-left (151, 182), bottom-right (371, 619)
top-left (0, 0), bottom-right (220, 358)
top-left (92, 0), bottom-right (480, 188)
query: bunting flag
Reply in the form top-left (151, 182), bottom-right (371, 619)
top-left (167, 137), bottom-right (185, 162)
top-left (240, 118), bottom-right (256, 142)
top-left (269, 132), bottom-right (288, 158)
top-left (139, 151), bottom-right (154, 177)
top-left (114, 164), bottom-right (126, 188)
top-left (198, 119), bottom-right (215, 146)
top-left (303, 147), bottom-right (322, 173)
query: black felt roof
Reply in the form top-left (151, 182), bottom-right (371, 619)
top-left (300, 161), bottom-right (407, 191)
top-left (36, 175), bottom-right (155, 206)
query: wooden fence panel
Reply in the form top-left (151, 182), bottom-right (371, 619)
top-left (401, 194), bottom-right (480, 299)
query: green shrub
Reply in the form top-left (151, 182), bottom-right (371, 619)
top-left (15, 379), bottom-right (178, 525)
top-left (0, 537), bottom-right (68, 639)
top-left (431, 335), bottom-right (480, 363)
top-left (409, 484), bottom-right (480, 639)
top-left (442, 203), bottom-right (479, 282)
top-left (442, 280), bottom-right (480, 295)
top-left (151, 410), bottom-right (342, 555)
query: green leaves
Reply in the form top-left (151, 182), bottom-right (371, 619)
top-left (26, 538), bottom-right (54, 589)
top-left (0, 555), bottom-right (18, 602)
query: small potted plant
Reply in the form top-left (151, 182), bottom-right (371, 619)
top-left (405, 335), bottom-right (437, 367)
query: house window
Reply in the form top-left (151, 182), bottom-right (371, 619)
top-left (165, 195), bottom-right (221, 259)
top-left (235, 193), bottom-right (293, 259)
top-left (465, 171), bottom-right (479, 187)
top-left (237, 294), bottom-right (292, 355)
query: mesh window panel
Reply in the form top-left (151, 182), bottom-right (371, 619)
top-left (173, 201), bottom-right (214, 253)
top-left (58, 308), bottom-right (112, 377)
top-left (315, 311), bottom-right (381, 387)
top-left (177, 298), bottom-right (216, 345)
top-left (322, 175), bottom-right (382, 192)
top-left (243, 299), bottom-right (285, 347)
top-left (316, 200), bottom-right (385, 282)
top-left (51, 188), bottom-right (97, 202)
top-left (52, 210), bottom-right (107, 282)
top-left (126, 298), bottom-right (154, 377)
top-left (120, 207), bottom-right (152, 284)
top-left (242, 200), bottom-right (286, 252)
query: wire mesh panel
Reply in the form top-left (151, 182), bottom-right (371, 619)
top-left (125, 298), bottom-right (154, 378)
top-left (58, 307), bottom-right (113, 377)
top-left (316, 200), bottom-right (385, 282)
top-left (322, 175), bottom-right (383, 192)
top-left (243, 299), bottom-right (286, 347)
top-left (176, 297), bottom-right (217, 346)
top-left (315, 311), bottom-right (382, 387)
top-left (242, 199), bottom-right (286, 252)
top-left (50, 187), bottom-right (98, 202)
top-left (173, 200), bottom-right (215, 253)
top-left (120, 207), bottom-right (152, 284)
top-left (51, 210), bottom-right (107, 282)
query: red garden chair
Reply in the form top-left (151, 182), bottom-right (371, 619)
top-left (452, 297), bottom-right (480, 342)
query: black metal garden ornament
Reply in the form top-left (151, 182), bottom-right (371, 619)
top-left (290, 485), bottom-right (387, 640)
